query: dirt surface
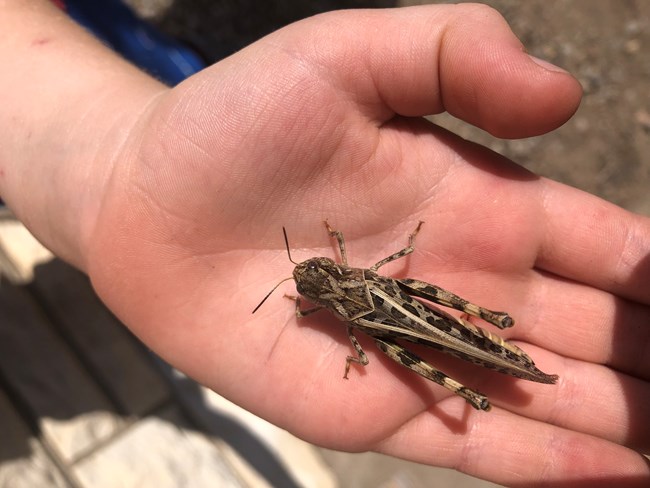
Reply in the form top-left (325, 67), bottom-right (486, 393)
top-left (424, 0), bottom-right (650, 216)
top-left (124, 1), bottom-right (649, 487)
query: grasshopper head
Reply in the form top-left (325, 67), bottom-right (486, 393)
top-left (292, 257), bottom-right (342, 305)
top-left (252, 227), bottom-right (362, 315)
top-left (293, 256), bottom-right (372, 320)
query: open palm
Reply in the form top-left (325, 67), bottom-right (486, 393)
top-left (85, 6), bottom-right (649, 486)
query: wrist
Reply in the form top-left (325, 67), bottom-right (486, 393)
top-left (0, 0), bottom-right (167, 269)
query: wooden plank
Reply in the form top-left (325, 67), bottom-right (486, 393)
top-left (0, 220), bottom-right (53, 284)
top-left (0, 283), bottom-right (121, 462)
top-left (74, 406), bottom-right (247, 488)
top-left (158, 367), bottom-right (334, 488)
top-left (29, 259), bottom-right (170, 416)
top-left (0, 388), bottom-right (71, 488)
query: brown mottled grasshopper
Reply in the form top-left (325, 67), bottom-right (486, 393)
top-left (253, 221), bottom-right (558, 411)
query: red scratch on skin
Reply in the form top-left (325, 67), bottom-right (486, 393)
top-left (32, 38), bottom-right (52, 47)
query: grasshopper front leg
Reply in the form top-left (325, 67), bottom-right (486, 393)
top-left (373, 337), bottom-right (491, 411)
top-left (344, 326), bottom-right (369, 378)
top-left (285, 295), bottom-right (323, 318)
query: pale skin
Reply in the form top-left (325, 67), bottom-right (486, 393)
top-left (1, 1), bottom-right (649, 486)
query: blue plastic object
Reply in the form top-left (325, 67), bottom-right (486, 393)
top-left (57, 0), bottom-right (206, 85)
top-left (0, 0), bottom-right (205, 208)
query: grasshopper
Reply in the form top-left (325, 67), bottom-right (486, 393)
top-left (253, 221), bottom-right (558, 411)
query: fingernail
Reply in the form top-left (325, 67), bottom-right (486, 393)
top-left (528, 55), bottom-right (569, 74)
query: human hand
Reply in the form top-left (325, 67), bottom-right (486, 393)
top-left (6, 3), bottom-right (648, 486)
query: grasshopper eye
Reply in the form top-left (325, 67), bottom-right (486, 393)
top-left (307, 261), bottom-right (318, 271)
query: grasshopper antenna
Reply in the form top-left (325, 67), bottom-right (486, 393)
top-left (252, 276), bottom-right (293, 313)
top-left (252, 227), bottom-right (298, 314)
top-left (283, 226), bottom-right (299, 265)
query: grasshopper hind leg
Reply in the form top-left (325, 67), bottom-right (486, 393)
top-left (398, 279), bottom-right (514, 329)
top-left (373, 337), bottom-right (491, 411)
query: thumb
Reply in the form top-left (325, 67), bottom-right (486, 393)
top-left (282, 4), bottom-right (582, 138)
